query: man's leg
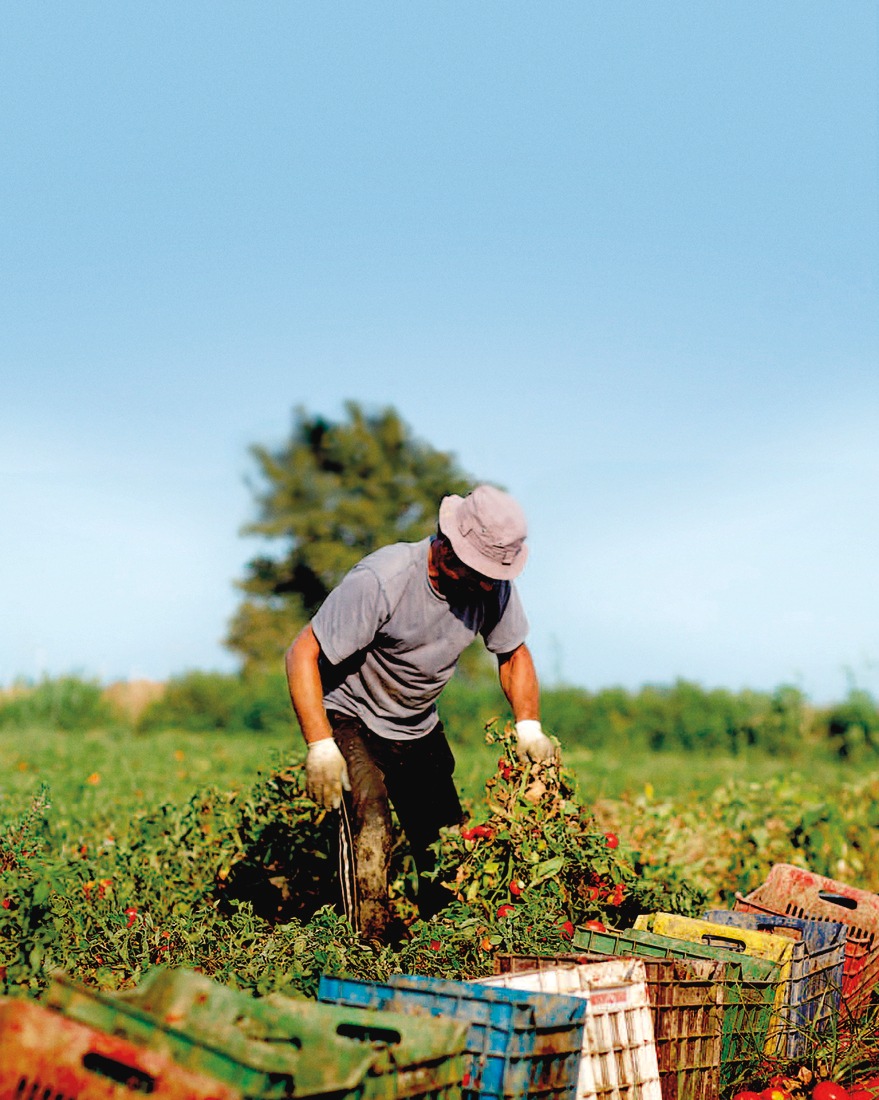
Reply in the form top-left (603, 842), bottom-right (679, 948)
top-left (329, 713), bottom-right (394, 941)
top-left (380, 722), bottom-right (464, 921)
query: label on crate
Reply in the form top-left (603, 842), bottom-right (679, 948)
top-left (588, 988), bottom-right (633, 1010)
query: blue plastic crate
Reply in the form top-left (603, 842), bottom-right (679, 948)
top-left (318, 973), bottom-right (586, 1100)
top-left (703, 909), bottom-right (846, 1058)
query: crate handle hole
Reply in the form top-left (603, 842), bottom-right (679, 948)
top-left (818, 891), bottom-right (857, 911)
top-left (82, 1053), bottom-right (155, 1094)
top-left (701, 934), bottom-right (746, 952)
top-left (336, 1023), bottom-right (402, 1045)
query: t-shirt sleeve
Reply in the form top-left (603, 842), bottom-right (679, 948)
top-left (311, 565), bottom-right (389, 666)
top-left (482, 583), bottom-right (529, 655)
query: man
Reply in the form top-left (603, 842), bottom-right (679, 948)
top-left (285, 484), bottom-right (555, 941)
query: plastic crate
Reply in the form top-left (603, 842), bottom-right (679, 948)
top-left (573, 925), bottom-right (779, 1089)
top-left (496, 953), bottom-right (723, 1100)
top-left (704, 909), bottom-right (846, 1057)
top-left (111, 966), bottom-right (469, 1099)
top-left (45, 973), bottom-right (294, 1098)
top-left (477, 957), bottom-right (662, 1100)
top-left (46, 970), bottom-right (468, 1100)
top-left (0, 996), bottom-right (242, 1100)
top-left (318, 972), bottom-right (586, 1100)
top-left (735, 862), bottom-right (879, 1016)
top-left (636, 912), bottom-right (794, 1055)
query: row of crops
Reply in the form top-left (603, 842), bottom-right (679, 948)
top-left (3, 860), bottom-right (879, 1099)
top-left (3, 721), bottom-right (879, 1097)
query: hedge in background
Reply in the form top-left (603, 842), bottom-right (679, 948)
top-left (1, 672), bottom-right (877, 760)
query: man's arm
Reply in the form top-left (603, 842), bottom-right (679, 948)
top-left (497, 643), bottom-right (556, 763)
top-left (285, 624), bottom-right (334, 745)
top-left (285, 624), bottom-right (349, 808)
top-left (497, 642), bottom-right (540, 722)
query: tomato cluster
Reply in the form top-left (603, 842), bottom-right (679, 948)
top-left (431, 720), bottom-right (702, 932)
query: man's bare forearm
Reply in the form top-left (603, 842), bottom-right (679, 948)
top-left (285, 624), bottom-right (334, 744)
top-left (497, 643), bottom-right (540, 722)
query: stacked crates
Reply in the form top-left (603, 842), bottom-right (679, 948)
top-left (318, 972), bottom-right (587, 1100)
top-left (703, 909), bottom-right (846, 1057)
top-left (37, 969), bottom-right (469, 1100)
top-left (476, 955), bottom-right (662, 1100)
top-left (735, 862), bottom-right (879, 1016)
top-left (634, 913), bottom-right (794, 1056)
top-left (573, 925), bottom-right (779, 1090)
top-left (501, 952), bottom-right (724, 1100)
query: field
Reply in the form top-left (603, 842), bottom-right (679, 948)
top-left (3, 697), bottom-right (879, 1095)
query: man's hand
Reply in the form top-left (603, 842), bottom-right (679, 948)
top-left (305, 738), bottom-right (351, 809)
top-left (515, 719), bottom-right (557, 764)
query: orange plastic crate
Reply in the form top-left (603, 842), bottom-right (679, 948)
top-left (0, 997), bottom-right (241, 1100)
top-left (735, 863), bottom-right (879, 1016)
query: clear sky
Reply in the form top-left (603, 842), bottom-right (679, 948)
top-left (2, 3), bottom-right (877, 704)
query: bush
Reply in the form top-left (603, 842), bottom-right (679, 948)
top-left (821, 687), bottom-right (879, 759)
top-left (137, 671), bottom-right (242, 733)
top-left (231, 670), bottom-right (296, 735)
top-left (137, 670), bottom-right (295, 736)
top-left (0, 677), bottom-right (115, 733)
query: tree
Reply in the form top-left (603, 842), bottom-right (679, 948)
top-left (226, 401), bottom-right (477, 671)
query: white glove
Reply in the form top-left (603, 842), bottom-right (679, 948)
top-left (305, 738), bottom-right (351, 809)
top-left (515, 720), bottom-right (557, 764)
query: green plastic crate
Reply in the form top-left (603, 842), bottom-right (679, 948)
top-left (143, 967), bottom-right (469, 1099)
top-left (572, 926), bottom-right (780, 1089)
top-left (45, 969), bottom-right (469, 1100)
top-left (44, 972), bottom-right (295, 1098)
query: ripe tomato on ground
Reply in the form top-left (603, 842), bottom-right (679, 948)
top-left (813, 1083), bottom-right (850, 1100)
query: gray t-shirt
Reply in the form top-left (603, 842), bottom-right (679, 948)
top-left (311, 536), bottom-right (529, 740)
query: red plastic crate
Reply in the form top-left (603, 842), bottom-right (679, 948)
top-left (735, 863), bottom-right (879, 1016)
top-left (0, 996), bottom-right (241, 1100)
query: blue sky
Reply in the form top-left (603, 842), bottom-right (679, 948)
top-left (2, 3), bottom-right (877, 704)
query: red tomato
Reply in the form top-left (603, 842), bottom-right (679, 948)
top-left (849, 1078), bottom-right (879, 1100)
top-left (509, 879), bottom-right (525, 896)
top-left (497, 904), bottom-right (516, 918)
top-left (761, 1090), bottom-right (789, 1100)
top-left (813, 1083), bottom-right (850, 1100)
top-left (604, 832), bottom-right (619, 849)
top-left (584, 919), bottom-right (606, 932)
top-left (558, 920), bottom-right (574, 939)
top-left (731, 1092), bottom-right (763, 1100)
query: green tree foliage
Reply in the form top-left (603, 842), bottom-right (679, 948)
top-left (226, 402), bottom-right (476, 671)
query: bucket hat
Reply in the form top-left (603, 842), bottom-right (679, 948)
top-left (438, 485), bottom-right (528, 580)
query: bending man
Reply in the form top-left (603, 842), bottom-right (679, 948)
top-left (285, 484), bottom-right (555, 941)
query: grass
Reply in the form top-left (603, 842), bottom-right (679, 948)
top-left (3, 723), bottom-right (873, 825)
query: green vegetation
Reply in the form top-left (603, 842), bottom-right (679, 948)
top-left (4, 674), bottom-right (879, 1095)
top-left (225, 402), bottom-right (476, 670)
top-left (6, 671), bottom-right (876, 766)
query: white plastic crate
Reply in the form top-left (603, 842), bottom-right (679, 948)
top-left (477, 958), bottom-right (662, 1100)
